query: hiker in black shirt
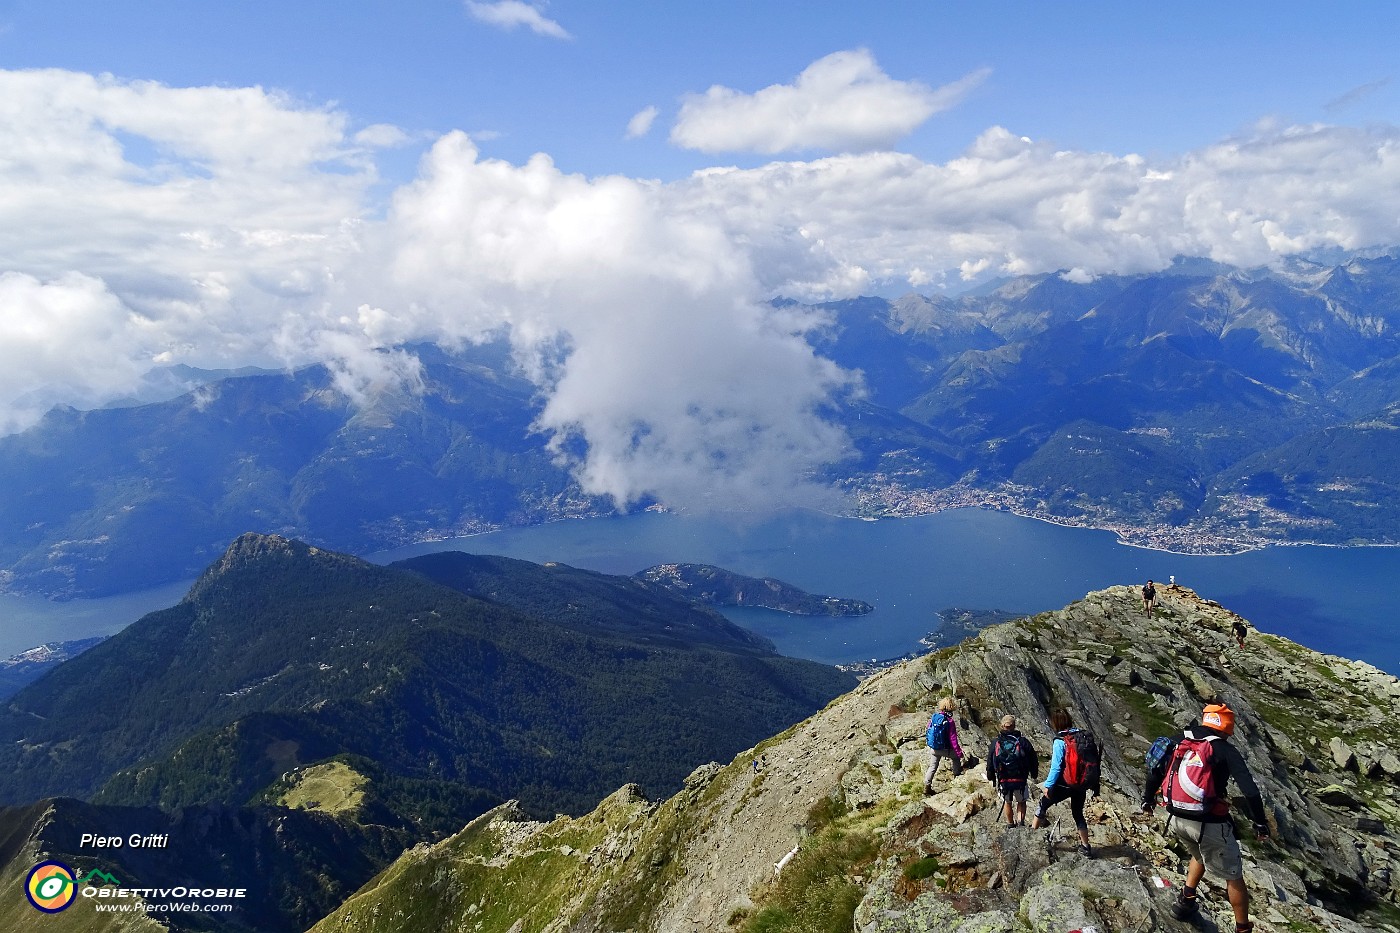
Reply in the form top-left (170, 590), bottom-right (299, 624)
top-left (1142, 703), bottom-right (1270, 933)
top-left (1232, 619), bottom-right (1248, 649)
top-left (1142, 579), bottom-right (1157, 613)
top-left (985, 714), bottom-right (1038, 826)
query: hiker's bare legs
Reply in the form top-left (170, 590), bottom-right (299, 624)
top-left (1226, 878), bottom-right (1251, 925)
top-left (1186, 857), bottom-right (1205, 889)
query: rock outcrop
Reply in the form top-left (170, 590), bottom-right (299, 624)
top-left (312, 584), bottom-right (1400, 933)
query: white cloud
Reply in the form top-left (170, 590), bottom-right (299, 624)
top-left (354, 123), bottom-right (412, 148)
top-left (373, 133), bottom-right (855, 509)
top-left (670, 49), bottom-right (988, 155)
top-left (625, 105), bottom-right (659, 140)
top-left (669, 124), bottom-right (1400, 297)
top-left (0, 272), bottom-right (149, 434)
top-left (0, 69), bottom-right (370, 431)
top-left (465, 1), bottom-right (571, 40)
top-left (6, 67), bottom-right (1400, 510)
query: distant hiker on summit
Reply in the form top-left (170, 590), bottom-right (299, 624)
top-left (1142, 579), bottom-right (1157, 614)
top-left (1030, 707), bottom-right (1100, 857)
top-left (923, 696), bottom-right (963, 792)
top-left (1142, 703), bottom-right (1270, 933)
top-left (986, 714), bottom-right (1038, 826)
top-left (1233, 619), bottom-right (1248, 649)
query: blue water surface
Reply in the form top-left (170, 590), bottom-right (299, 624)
top-left (3, 508), bottom-right (1397, 674)
top-left (374, 508), bottom-right (1400, 674)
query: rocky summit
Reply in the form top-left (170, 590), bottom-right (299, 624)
top-left (311, 584), bottom-right (1400, 933)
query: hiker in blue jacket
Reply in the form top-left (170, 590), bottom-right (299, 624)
top-left (1029, 707), bottom-right (1099, 857)
top-left (923, 696), bottom-right (963, 793)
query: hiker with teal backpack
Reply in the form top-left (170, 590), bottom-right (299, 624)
top-left (1029, 707), bottom-right (1100, 857)
top-left (1141, 702), bottom-right (1270, 933)
top-left (923, 696), bottom-right (963, 793)
top-left (985, 714), bottom-right (1039, 826)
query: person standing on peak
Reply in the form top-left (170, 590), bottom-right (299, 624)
top-left (1030, 707), bottom-right (1100, 857)
top-left (986, 714), bottom-right (1039, 826)
top-left (1232, 619), bottom-right (1248, 649)
top-left (924, 696), bottom-right (963, 793)
top-left (1142, 579), bottom-right (1157, 614)
top-left (1142, 703), bottom-right (1270, 933)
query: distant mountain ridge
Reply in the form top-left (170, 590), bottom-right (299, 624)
top-left (820, 252), bottom-right (1400, 551)
top-left (0, 343), bottom-right (600, 598)
top-left (0, 535), bottom-right (854, 829)
top-left (4, 253), bottom-right (1400, 596)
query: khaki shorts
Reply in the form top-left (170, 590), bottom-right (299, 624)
top-left (997, 782), bottom-right (1028, 804)
top-left (1169, 816), bottom-right (1244, 881)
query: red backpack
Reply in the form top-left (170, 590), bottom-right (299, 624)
top-left (1059, 730), bottom-right (1100, 789)
top-left (1161, 736), bottom-right (1229, 817)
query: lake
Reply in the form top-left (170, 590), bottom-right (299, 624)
top-left (4, 508), bottom-right (1398, 675)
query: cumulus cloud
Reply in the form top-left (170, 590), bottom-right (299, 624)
top-left (465, 1), bottom-right (571, 40)
top-left (6, 67), bottom-right (1400, 511)
top-left (625, 105), bottom-right (659, 140)
top-left (354, 123), bottom-right (412, 148)
top-left (670, 49), bottom-right (988, 154)
top-left (369, 132), bottom-right (855, 508)
top-left (0, 272), bottom-right (150, 433)
top-left (0, 68), bottom-right (369, 426)
top-left (669, 124), bottom-right (1400, 297)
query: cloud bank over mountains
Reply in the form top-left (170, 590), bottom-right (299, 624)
top-left (3, 60), bottom-right (1399, 508)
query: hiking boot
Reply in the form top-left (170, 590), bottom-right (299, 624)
top-left (1078, 843), bottom-right (1094, 858)
top-left (1172, 893), bottom-right (1199, 920)
top-left (923, 784), bottom-right (933, 795)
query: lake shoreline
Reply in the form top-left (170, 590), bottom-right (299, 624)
top-left (4, 507), bottom-right (1399, 676)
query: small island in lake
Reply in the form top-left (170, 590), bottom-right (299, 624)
top-left (635, 563), bottom-right (873, 617)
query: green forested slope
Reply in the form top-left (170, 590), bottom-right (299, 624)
top-left (0, 535), bottom-right (853, 826)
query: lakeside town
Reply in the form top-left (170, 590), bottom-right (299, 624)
top-left (846, 478), bottom-right (1376, 556)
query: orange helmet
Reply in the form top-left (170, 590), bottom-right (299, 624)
top-left (1202, 703), bottom-right (1236, 735)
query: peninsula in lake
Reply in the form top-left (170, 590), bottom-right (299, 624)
top-left (635, 562), bottom-right (873, 616)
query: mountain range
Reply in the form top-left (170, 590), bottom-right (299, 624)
top-left (4, 556), bottom-right (1399, 931)
top-left (4, 253), bottom-right (1400, 597)
top-left (0, 535), bottom-right (853, 828)
top-left (0, 535), bottom-right (855, 931)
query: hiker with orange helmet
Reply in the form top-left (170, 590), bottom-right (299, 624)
top-left (1142, 703), bottom-right (1271, 933)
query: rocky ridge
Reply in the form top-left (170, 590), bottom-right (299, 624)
top-left (311, 584), bottom-right (1400, 933)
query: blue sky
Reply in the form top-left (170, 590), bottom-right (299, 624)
top-left (5, 1), bottom-right (1396, 182)
top-left (1, 1), bottom-right (1399, 507)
